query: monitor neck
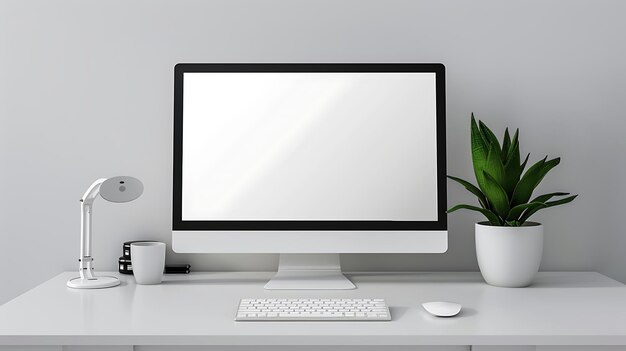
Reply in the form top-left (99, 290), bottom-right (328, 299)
top-left (264, 254), bottom-right (355, 290)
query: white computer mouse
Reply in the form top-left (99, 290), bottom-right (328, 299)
top-left (422, 301), bottom-right (462, 317)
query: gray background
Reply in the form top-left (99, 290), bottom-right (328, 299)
top-left (1, 0), bottom-right (625, 305)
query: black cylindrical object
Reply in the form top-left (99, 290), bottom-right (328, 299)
top-left (118, 256), bottom-right (133, 275)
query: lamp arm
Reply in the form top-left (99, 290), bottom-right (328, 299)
top-left (78, 178), bottom-right (107, 280)
top-left (81, 178), bottom-right (107, 205)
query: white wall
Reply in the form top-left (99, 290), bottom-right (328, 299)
top-left (1, 0), bottom-right (625, 305)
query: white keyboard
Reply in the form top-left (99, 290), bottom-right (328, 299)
top-left (235, 298), bottom-right (391, 321)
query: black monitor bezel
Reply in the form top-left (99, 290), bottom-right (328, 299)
top-left (173, 63), bottom-right (446, 231)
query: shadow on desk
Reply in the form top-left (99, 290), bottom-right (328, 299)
top-left (160, 278), bottom-right (269, 285)
top-left (160, 274), bottom-right (269, 286)
top-left (142, 271), bottom-right (624, 290)
top-left (347, 272), bottom-right (625, 289)
top-left (386, 306), bottom-right (478, 322)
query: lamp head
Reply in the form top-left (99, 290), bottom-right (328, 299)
top-left (99, 176), bottom-right (143, 203)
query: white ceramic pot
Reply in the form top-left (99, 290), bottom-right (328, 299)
top-left (475, 222), bottom-right (544, 288)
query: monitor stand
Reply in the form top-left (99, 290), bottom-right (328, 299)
top-left (264, 254), bottom-right (356, 290)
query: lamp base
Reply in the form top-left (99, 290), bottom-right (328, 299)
top-left (67, 275), bottom-right (120, 289)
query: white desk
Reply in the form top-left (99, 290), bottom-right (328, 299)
top-left (1, 272), bottom-right (626, 351)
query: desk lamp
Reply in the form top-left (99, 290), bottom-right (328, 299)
top-left (67, 176), bottom-right (143, 289)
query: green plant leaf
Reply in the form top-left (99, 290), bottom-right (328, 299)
top-left (471, 113), bottom-right (489, 149)
top-left (447, 204), bottom-right (501, 225)
top-left (544, 194), bottom-right (578, 207)
top-left (471, 115), bottom-right (490, 194)
top-left (505, 129), bottom-right (520, 164)
top-left (482, 171), bottom-right (510, 218)
top-left (507, 202), bottom-right (547, 221)
top-left (519, 194), bottom-right (578, 223)
top-left (510, 156), bottom-right (546, 205)
top-left (447, 175), bottom-right (489, 209)
top-left (511, 156), bottom-right (560, 206)
top-left (502, 138), bottom-right (522, 197)
top-left (478, 120), bottom-right (502, 156)
top-left (520, 152), bottom-right (530, 173)
top-left (530, 192), bottom-right (570, 204)
top-left (501, 128), bottom-right (511, 162)
top-left (479, 142), bottom-right (506, 191)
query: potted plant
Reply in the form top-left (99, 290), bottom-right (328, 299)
top-left (448, 114), bottom-right (577, 287)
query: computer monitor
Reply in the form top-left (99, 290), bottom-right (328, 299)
top-left (172, 63), bottom-right (447, 290)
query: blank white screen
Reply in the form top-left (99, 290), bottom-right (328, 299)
top-left (182, 72), bottom-right (438, 221)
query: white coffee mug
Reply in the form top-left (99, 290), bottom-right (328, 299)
top-left (131, 242), bottom-right (166, 285)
